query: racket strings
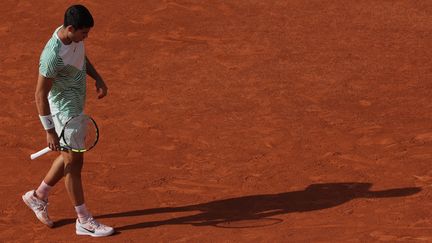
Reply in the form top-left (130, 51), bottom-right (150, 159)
top-left (83, 119), bottom-right (98, 149)
top-left (63, 115), bottom-right (98, 151)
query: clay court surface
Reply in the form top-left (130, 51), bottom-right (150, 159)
top-left (2, 0), bottom-right (432, 242)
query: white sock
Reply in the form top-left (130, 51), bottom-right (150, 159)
top-left (35, 181), bottom-right (52, 201)
top-left (75, 204), bottom-right (91, 223)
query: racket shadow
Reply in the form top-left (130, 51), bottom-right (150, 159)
top-left (53, 182), bottom-right (421, 230)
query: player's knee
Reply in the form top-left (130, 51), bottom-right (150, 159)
top-left (62, 152), bottom-right (83, 174)
top-left (64, 161), bottom-right (83, 176)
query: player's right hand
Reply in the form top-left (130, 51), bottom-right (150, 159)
top-left (46, 129), bottom-right (60, 151)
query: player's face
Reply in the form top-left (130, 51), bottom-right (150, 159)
top-left (68, 27), bottom-right (91, 42)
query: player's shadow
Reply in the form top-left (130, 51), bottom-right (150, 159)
top-left (54, 182), bottom-right (421, 230)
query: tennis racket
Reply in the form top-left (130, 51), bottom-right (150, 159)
top-left (30, 114), bottom-right (99, 160)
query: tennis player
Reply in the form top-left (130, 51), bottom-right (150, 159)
top-left (22, 5), bottom-right (114, 237)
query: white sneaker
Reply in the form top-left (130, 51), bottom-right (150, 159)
top-left (22, 190), bottom-right (54, 228)
top-left (76, 217), bottom-right (114, 237)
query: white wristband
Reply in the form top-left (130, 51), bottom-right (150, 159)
top-left (39, 114), bottom-right (55, 130)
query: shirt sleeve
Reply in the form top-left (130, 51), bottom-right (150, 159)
top-left (39, 47), bottom-right (60, 78)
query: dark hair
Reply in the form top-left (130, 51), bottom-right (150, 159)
top-left (64, 5), bottom-right (94, 29)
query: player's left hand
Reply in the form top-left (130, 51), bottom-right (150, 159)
top-left (96, 80), bottom-right (108, 99)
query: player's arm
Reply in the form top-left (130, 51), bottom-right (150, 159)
top-left (35, 74), bottom-right (60, 151)
top-left (85, 56), bottom-right (107, 99)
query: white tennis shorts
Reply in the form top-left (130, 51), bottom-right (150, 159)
top-left (52, 112), bottom-right (86, 149)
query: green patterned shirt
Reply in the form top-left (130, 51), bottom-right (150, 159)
top-left (39, 26), bottom-right (86, 117)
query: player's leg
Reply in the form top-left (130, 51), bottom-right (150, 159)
top-left (62, 150), bottom-right (85, 206)
top-left (34, 155), bottom-right (64, 201)
top-left (44, 155), bottom-right (65, 186)
top-left (22, 155), bottom-right (60, 227)
top-left (22, 153), bottom-right (63, 228)
top-left (62, 150), bottom-right (114, 237)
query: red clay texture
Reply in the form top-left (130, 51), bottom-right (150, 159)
top-left (1, 1), bottom-right (432, 242)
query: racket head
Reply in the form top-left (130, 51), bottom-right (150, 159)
top-left (60, 114), bottom-right (99, 152)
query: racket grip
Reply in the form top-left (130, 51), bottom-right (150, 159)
top-left (30, 147), bottom-right (52, 160)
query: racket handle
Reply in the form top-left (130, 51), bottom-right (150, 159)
top-left (30, 147), bottom-right (52, 160)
